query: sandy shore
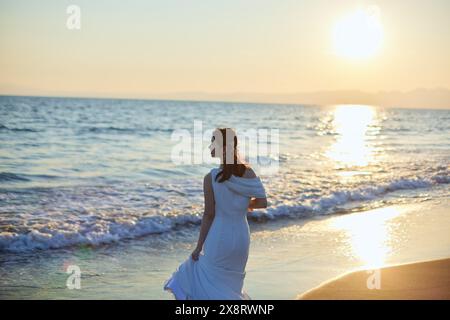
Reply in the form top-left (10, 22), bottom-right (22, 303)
top-left (298, 258), bottom-right (450, 300)
top-left (1, 198), bottom-right (449, 299)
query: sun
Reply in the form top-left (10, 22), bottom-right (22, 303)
top-left (332, 7), bottom-right (383, 60)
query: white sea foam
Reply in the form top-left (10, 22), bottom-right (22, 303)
top-left (1, 171), bottom-right (448, 253)
top-left (1, 97), bottom-right (449, 253)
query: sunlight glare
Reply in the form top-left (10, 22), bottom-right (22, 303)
top-left (333, 7), bottom-right (383, 60)
top-left (330, 206), bottom-right (403, 268)
top-left (325, 105), bottom-right (376, 167)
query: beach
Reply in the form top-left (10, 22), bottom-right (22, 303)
top-left (1, 193), bottom-right (448, 299)
top-left (298, 258), bottom-right (450, 300)
top-left (247, 196), bottom-right (450, 299)
top-left (0, 96), bottom-right (449, 299)
top-left (1, 0), bottom-right (450, 303)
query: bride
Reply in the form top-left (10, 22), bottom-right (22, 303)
top-left (164, 127), bottom-right (268, 300)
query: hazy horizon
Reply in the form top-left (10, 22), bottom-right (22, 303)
top-left (1, 87), bottom-right (450, 110)
top-left (1, 0), bottom-right (450, 109)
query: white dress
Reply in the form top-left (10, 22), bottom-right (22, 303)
top-left (163, 167), bottom-right (266, 300)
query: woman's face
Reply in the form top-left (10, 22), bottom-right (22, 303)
top-left (209, 129), bottom-right (235, 161)
top-left (209, 131), bottom-right (223, 159)
top-left (209, 135), bottom-right (218, 158)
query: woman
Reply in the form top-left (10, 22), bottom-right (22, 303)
top-left (164, 127), bottom-right (268, 299)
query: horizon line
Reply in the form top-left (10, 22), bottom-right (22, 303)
top-left (1, 88), bottom-right (449, 110)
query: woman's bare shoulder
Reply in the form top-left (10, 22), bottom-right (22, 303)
top-left (204, 171), bottom-right (213, 183)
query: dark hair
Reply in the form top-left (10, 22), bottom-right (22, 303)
top-left (213, 128), bottom-right (248, 183)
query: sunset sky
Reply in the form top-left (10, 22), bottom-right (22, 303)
top-left (1, 0), bottom-right (449, 107)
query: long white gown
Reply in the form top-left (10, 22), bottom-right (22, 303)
top-left (163, 167), bottom-right (266, 300)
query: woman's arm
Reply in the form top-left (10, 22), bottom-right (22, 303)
top-left (248, 197), bottom-right (268, 210)
top-left (192, 172), bottom-right (215, 261)
top-left (243, 167), bottom-right (268, 211)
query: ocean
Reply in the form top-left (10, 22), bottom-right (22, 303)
top-left (0, 96), bottom-right (450, 299)
top-left (1, 95), bottom-right (449, 252)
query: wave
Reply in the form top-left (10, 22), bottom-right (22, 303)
top-left (0, 171), bottom-right (448, 253)
top-left (257, 176), bottom-right (443, 221)
top-left (82, 127), bottom-right (173, 134)
top-left (86, 126), bottom-right (136, 133)
top-left (0, 172), bottom-right (59, 182)
top-left (0, 125), bottom-right (39, 132)
top-left (0, 172), bottom-right (30, 182)
top-left (0, 214), bottom-right (202, 253)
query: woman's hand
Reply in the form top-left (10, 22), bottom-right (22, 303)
top-left (248, 199), bottom-right (255, 212)
top-left (248, 197), bottom-right (267, 210)
top-left (191, 246), bottom-right (202, 261)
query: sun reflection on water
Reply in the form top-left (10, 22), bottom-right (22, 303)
top-left (325, 105), bottom-right (378, 168)
top-left (330, 206), bottom-right (403, 269)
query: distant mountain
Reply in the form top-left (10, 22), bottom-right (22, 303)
top-left (150, 88), bottom-right (450, 109)
top-left (1, 86), bottom-right (449, 109)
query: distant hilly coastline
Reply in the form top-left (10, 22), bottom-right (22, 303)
top-left (1, 87), bottom-right (449, 109)
top-left (150, 88), bottom-right (450, 109)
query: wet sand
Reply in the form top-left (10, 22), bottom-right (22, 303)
top-left (1, 198), bottom-right (449, 299)
top-left (298, 258), bottom-right (450, 300)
